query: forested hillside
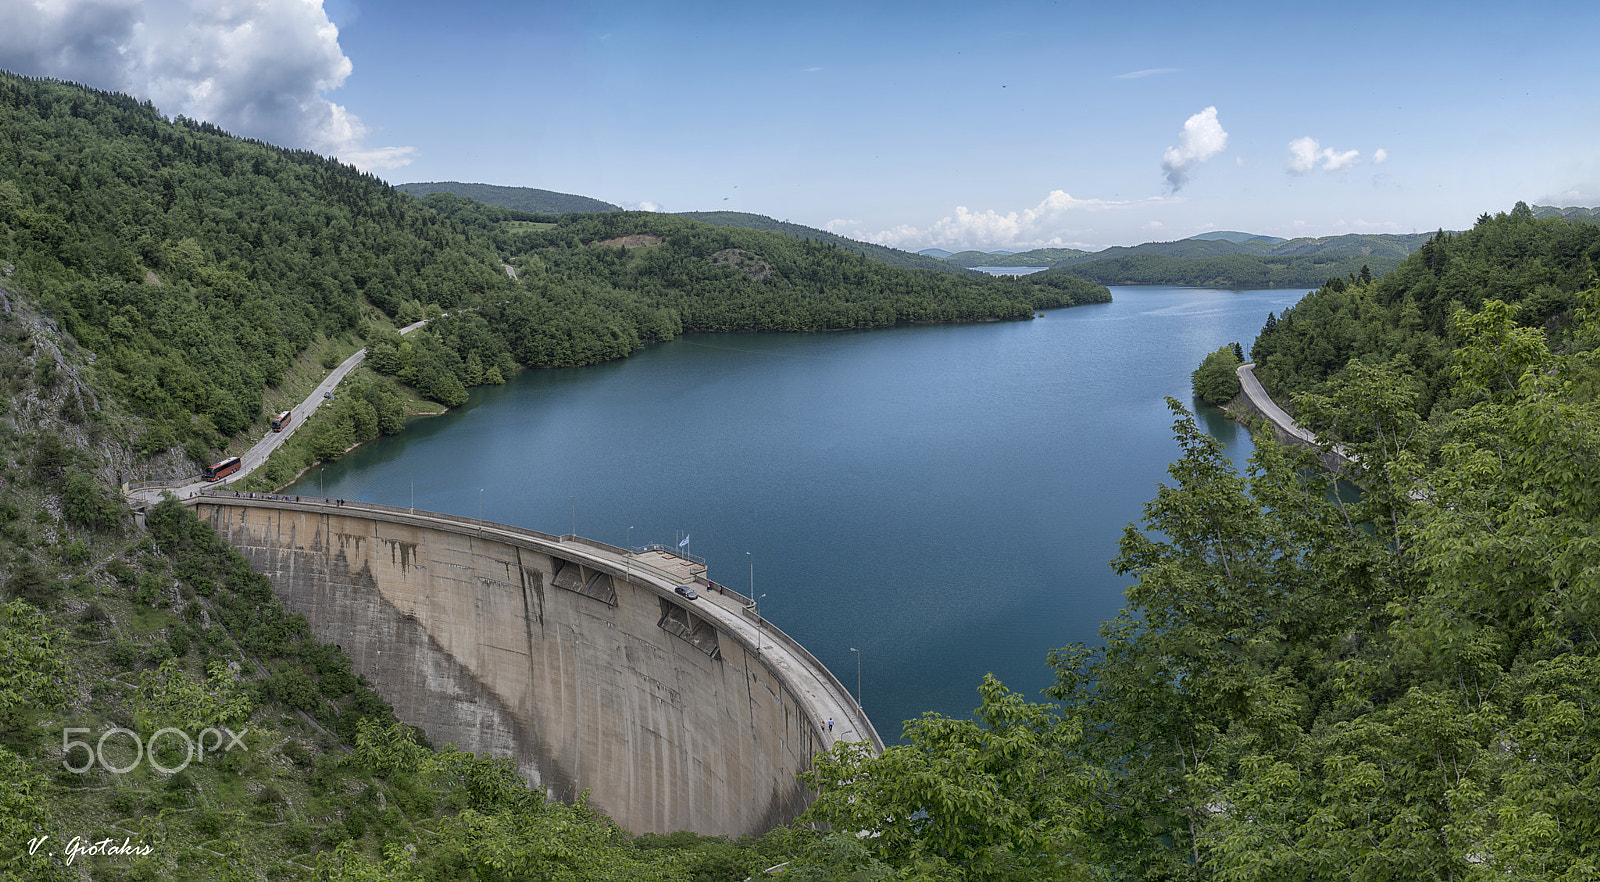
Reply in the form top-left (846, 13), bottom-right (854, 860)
top-left (479, 211), bottom-right (1105, 358)
top-left (0, 72), bottom-right (516, 468)
top-left (1250, 203), bottom-right (1600, 416)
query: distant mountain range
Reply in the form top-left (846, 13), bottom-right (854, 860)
top-left (1189, 231), bottom-right (1289, 245)
top-left (398, 181), bottom-right (621, 215)
top-left (391, 183), bottom-right (1598, 287)
top-left (396, 183), bottom-right (976, 277)
top-left (1532, 205), bottom-right (1600, 222)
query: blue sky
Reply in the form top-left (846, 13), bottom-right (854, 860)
top-left (4, 0), bottom-right (1598, 251)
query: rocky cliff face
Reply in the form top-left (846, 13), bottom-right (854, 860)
top-left (0, 276), bottom-right (189, 492)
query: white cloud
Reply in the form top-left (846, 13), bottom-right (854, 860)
top-left (1287, 137), bottom-right (1361, 175)
top-left (1322, 148), bottom-right (1360, 172)
top-left (1116, 67), bottom-right (1178, 79)
top-left (0, 0), bottom-right (412, 171)
top-left (1372, 147), bottom-right (1389, 165)
top-left (1161, 106), bottom-right (1227, 192)
top-left (834, 190), bottom-right (1167, 252)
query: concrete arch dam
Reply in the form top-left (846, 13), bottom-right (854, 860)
top-left (188, 495), bottom-right (880, 836)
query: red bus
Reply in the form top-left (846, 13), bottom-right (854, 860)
top-left (271, 410), bottom-right (292, 432)
top-left (203, 456), bottom-right (242, 482)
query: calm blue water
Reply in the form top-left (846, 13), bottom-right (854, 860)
top-left (290, 286), bottom-right (1308, 739)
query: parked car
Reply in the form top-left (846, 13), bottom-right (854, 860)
top-left (674, 585), bottom-right (699, 601)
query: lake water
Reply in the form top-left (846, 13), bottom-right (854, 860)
top-left (290, 285), bottom-right (1310, 739)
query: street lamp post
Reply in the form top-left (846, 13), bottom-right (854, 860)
top-left (850, 647), bottom-right (861, 709)
top-left (625, 526), bottom-right (633, 585)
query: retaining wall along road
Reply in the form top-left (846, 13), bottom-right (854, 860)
top-left (191, 496), bottom-right (864, 836)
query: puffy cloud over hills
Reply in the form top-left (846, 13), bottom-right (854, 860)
top-left (829, 190), bottom-right (1167, 252)
top-left (1161, 106), bottom-right (1228, 192)
top-left (0, 0), bottom-right (413, 170)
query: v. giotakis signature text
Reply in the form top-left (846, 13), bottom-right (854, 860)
top-left (29, 835), bottom-right (154, 865)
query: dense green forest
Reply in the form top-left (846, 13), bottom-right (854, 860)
top-left (397, 181), bottom-right (621, 215)
top-left (1249, 204), bottom-right (1600, 417)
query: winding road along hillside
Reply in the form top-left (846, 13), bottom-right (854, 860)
top-left (128, 318), bottom-right (430, 506)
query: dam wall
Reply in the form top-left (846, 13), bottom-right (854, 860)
top-left (190, 496), bottom-right (876, 836)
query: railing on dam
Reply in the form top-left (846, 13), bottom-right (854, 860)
top-left (183, 490), bottom-right (884, 752)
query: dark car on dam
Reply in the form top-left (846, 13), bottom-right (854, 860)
top-left (674, 585), bottom-right (699, 600)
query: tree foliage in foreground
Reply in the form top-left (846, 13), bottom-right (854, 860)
top-left (804, 281), bottom-right (1600, 880)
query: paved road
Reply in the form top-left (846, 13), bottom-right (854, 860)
top-left (130, 318), bottom-right (431, 506)
top-left (184, 493), bottom-right (884, 754)
top-left (1236, 362), bottom-right (1351, 463)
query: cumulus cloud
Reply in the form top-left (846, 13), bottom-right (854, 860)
top-left (832, 190), bottom-right (1167, 252)
top-left (1161, 106), bottom-right (1228, 192)
top-left (1287, 137), bottom-right (1361, 175)
top-left (1372, 148), bottom-right (1389, 165)
top-left (0, 0), bottom-right (413, 171)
